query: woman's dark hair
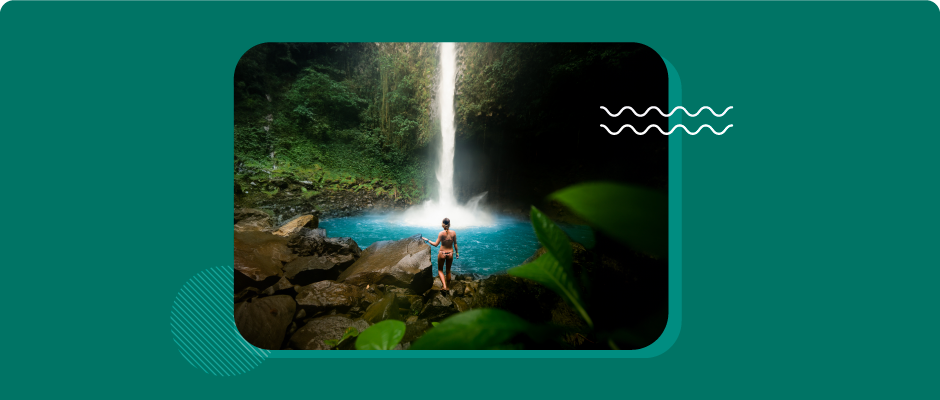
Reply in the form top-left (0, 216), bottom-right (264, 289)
top-left (443, 218), bottom-right (450, 226)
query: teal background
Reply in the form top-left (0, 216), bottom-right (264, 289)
top-left (1, 1), bottom-right (937, 398)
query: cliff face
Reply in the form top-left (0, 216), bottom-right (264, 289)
top-left (235, 43), bottom-right (668, 218)
top-left (450, 43), bottom-right (669, 217)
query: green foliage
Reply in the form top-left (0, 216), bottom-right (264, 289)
top-left (234, 43), bottom-right (436, 200)
top-left (527, 206), bottom-right (573, 267)
top-left (407, 182), bottom-right (666, 350)
top-left (508, 206), bottom-right (592, 328)
top-left (355, 320), bottom-right (406, 350)
top-left (551, 182), bottom-right (667, 259)
top-left (234, 125), bottom-right (269, 162)
top-left (300, 187), bottom-right (318, 199)
top-left (323, 326), bottom-right (360, 349)
top-left (410, 309), bottom-right (532, 350)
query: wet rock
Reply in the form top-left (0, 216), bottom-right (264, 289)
top-left (235, 295), bottom-right (296, 350)
top-left (234, 208), bottom-right (274, 232)
top-left (288, 322), bottom-right (298, 336)
top-left (287, 228), bottom-right (327, 256)
top-left (410, 297), bottom-right (426, 315)
top-left (261, 277), bottom-right (296, 297)
top-left (402, 318), bottom-right (430, 343)
top-left (323, 237), bottom-right (362, 258)
top-left (234, 231), bottom-right (294, 293)
top-left (235, 287), bottom-right (260, 303)
top-left (396, 294), bottom-right (423, 310)
top-left (361, 292), bottom-right (401, 324)
top-left (295, 281), bottom-right (361, 314)
top-left (450, 281), bottom-right (467, 296)
top-left (455, 273), bottom-right (483, 282)
top-left (360, 289), bottom-right (383, 310)
top-left (419, 293), bottom-right (456, 322)
top-left (290, 315), bottom-right (370, 350)
top-left (283, 254), bottom-right (356, 286)
top-left (452, 297), bottom-right (472, 313)
top-left (338, 234), bottom-right (433, 293)
top-left (235, 208), bottom-right (272, 226)
top-left (273, 215), bottom-right (319, 237)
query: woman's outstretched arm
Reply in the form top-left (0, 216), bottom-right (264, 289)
top-left (424, 232), bottom-right (442, 247)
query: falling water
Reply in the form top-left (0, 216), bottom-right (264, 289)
top-left (393, 43), bottom-right (494, 228)
top-left (437, 42), bottom-right (457, 208)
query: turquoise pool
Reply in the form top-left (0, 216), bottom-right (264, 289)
top-left (318, 213), bottom-right (594, 276)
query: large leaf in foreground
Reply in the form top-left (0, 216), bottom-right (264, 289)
top-left (551, 182), bottom-right (667, 259)
top-left (529, 206), bottom-right (573, 267)
top-left (410, 309), bottom-right (531, 350)
top-left (509, 253), bottom-right (592, 327)
top-left (323, 326), bottom-right (360, 349)
top-left (355, 320), bottom-right (405, 350)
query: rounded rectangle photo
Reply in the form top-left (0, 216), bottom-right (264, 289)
top-left (232, 42), bottom-right (677, 354)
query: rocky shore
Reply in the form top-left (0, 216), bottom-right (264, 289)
top-left (234, 208), bottom-right (666, 350)
top-left (235, 174), bottom-right (415, 226)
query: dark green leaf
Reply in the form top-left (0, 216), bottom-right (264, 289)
top-left (431, 322), bottom-right (440, 327)
top-left (355, 320), bottom-right (406, 350)
top-left (410, 309), bottom-right (531, 350)
top-left (529, 206), bottom-right (573, 267)
top-left (340, 326), bottom-right (359, 341)
top-left (551, 182), bottom-right (667, 259)
top-left (509, 253), bottom-right (592, 328)
top-left (323, 339), bottom-right (339, 348)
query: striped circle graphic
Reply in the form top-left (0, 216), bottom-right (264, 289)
top-left (171, 266), bottom-right (270, 376)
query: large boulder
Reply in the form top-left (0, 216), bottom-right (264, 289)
top-left (234, 208), bottom-right (273, 232)
top-left (283, 254), bottom-right (356, 286)
top-left (273, 215), bottom-right (319, 237)
top-left (337, 234), bottom-right (432, 293)
top-left (323, 237), bottom-right (362, 258)
top-left (361, 292), bottom-right (401, 324)
top-left (235, 208), bottom-right (271, 224)
top-left (295, 281), bottom-right (361, 314)
top-left (287, 228), bottom-right (327, 256)
top-left (234, 231), bottom-right (294, 293)
top-left (290, 315), bottom-right (370, 350)
top-left (235, 295), bottom-right (296, 350)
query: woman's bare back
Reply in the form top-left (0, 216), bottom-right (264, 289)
top-left (439, 230), bottom-right (456, 251)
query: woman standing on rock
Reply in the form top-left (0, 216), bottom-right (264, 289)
top-left (423, 218), bottom-right (459, 294)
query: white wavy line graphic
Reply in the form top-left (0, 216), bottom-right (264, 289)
top-left (600, 124), bottom-right (733, 135)
top-left (600, 106), bottom-right (733, 118)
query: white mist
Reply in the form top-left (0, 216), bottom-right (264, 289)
top-left (393, 43), bottom-right (493, 228)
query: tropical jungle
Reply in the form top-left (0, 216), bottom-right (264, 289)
top-left (234, 42), bottom-right (669, 351)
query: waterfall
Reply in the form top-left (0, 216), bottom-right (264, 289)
top-left (437, 42), bottom-right (457, 207)
top-left (394, 43), bottom-right (493, 228)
